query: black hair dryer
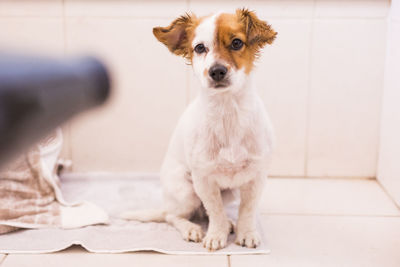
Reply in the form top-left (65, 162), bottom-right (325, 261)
top-left (0, 54), bottom-right (112, 168)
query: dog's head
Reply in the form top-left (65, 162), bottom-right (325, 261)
top-left (153, 9), bottom-right (277, 91)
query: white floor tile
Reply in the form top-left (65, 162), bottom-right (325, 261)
top-left (315, 0), bottom-right (389, 18)
top-left (377, 20), bottom-right (400, 207)
top-left (261, 178), bottom-right (400, 216)
top-left (188, 0), bottom-right (314, 18)
top-left (307, 19), bottom-right (386, 177)
top-left (392, 0), bottom-right (400, 19)
top-left (0, 0), bottom-right (63, 17)
top-left (2, 246), bottom-right (227, 267)
top-left (231, 215), bottom-right (400, 267)
top-left (64, 0), bottom-right (188, 19)
top-left (66, 18), bottom-right (188, 172)
top-left (0, 17), bottom-right (64, 54)
top-left (255, 18), bottom-right (311, 177)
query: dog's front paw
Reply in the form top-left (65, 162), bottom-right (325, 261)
top-left (182, 224), bottom-right (204, 242)
top-left (203, 231), bottom-right (228, 251)
top-left (235, 230), bottom-right (261, 248)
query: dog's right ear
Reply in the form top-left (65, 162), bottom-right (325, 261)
top-left (153, 13), bottom-right (196, 59)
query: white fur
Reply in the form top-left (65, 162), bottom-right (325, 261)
top-left (122, 13), bottom-right (275, 251)
top-left (192, 14), bottom-right (219, 89)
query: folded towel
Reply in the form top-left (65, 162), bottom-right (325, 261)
top-left (0, 175), bottom-right (269, 254)
top-left (0, 130), bottom-right (109, 234)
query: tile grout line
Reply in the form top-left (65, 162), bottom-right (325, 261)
top-left (260, 212), bottom-right (400, 218)
top-left (0, 254), bottom-right (7, 266)
top-left (374, 4), bottom-right (394, 185)
top-left (303, 0), bottom-right (317, 177)
top-left (227, 255), bottom-right (231, 267)
top-left (269, 175), bottom-right (375, 180)
top-left (376, 179), bottom-right (400, 211)
top-left (61, 172), bottom-right (376, 180)
top-left (374, 11), bottom-right (390, 181)
top-left (61, 0), bottom-right (74, 170)
top-left (0, 15), bottom-right (390, 20)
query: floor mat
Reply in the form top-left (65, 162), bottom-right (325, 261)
top-left (0, 175), bottom-right (269, 254)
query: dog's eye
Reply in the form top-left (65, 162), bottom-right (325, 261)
top-left (231, 39), bottom-right (244, 50)
top-left (194, 44), bottom-right (206, 54)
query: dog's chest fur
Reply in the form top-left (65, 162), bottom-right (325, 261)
top-left (191, 91), bottom-right (262, 177)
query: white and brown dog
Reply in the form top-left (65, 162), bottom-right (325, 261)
top-left (122, 8), bottom-right (277, 251)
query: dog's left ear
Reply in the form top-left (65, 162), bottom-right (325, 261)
top-left (153, 13), bottom-right (196, 59)
top-left (237, 8), bottom-right (277, 49)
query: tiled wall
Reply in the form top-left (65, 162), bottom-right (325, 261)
top-left (378, 0), bottom-right (400, 205)
top-left (0, 0), bottom-right (390, 177)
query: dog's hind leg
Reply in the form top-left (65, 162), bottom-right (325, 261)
top-left (161, 157), bottom-right (205, 242)
top-left (165, 213), bottom-right (204, 242)
top-left (163, 190), bottom-right (204, 243)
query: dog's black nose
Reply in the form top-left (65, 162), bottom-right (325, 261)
top-left (209, 64), bottom-right (227, 82)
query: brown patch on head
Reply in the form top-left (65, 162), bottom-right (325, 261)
top-left (215, 8), bottom-right (277, 74)
top-left (153, 13), bottom-right (200, 60)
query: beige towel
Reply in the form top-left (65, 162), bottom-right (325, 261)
top-left (0, 175), bottom-right (269, 254)
top-left (0, 130), bottom-right (109, 234)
